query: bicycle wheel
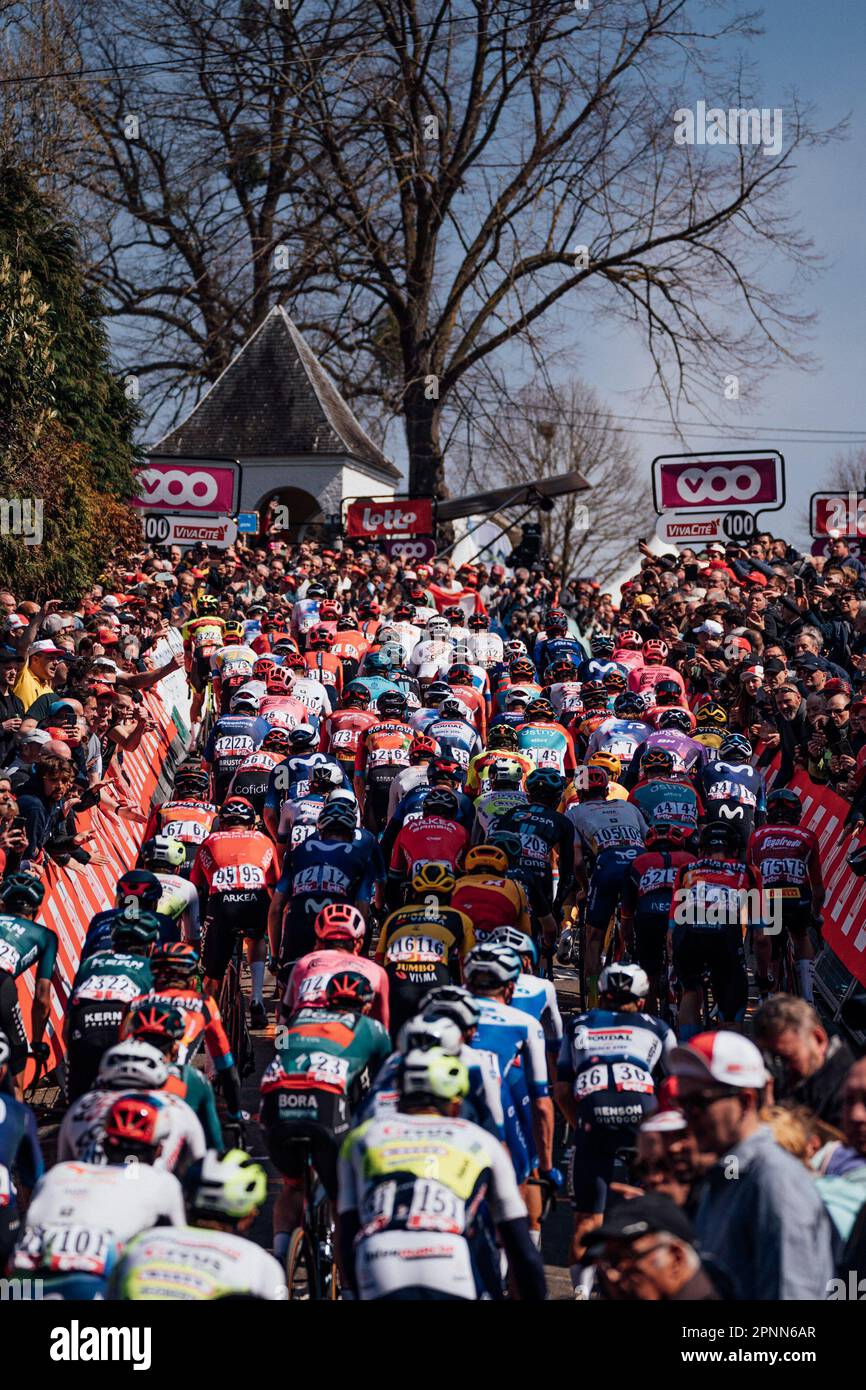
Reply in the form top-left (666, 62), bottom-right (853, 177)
top-left (286, 1226), bottom-right (318, 1301)
top-left (314, 1197), bottom-right (340, 1301)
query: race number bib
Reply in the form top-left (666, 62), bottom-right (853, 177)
top-left (212, 863), bottom-right (266, 891)
top-left (16, 1224), bottom-right (111, 1276)
top-left (575, 1064), bottom-right (608, 1097)
top-left (612, 1062), bottom-right (654, 1094)
top-left (407, 1179), bottom-right (465, 1234)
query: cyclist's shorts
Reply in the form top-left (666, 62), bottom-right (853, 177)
top-left (385, 965), bottom-right (451, 1037)
top-left (671, 920), bottom-right (747, 1021)
top-left (279, 899), bottom-right (324, 975)
top-left (763, 898), bottom-right (812, 948)
top-left (586, 846), bottom-right (642, 931)
top-left (0, 970), bottom-right (27, 1075)
top-left (66, 1000), bottom-right (126, 1102)
top-left (632, 909), bottom-right (669, 977)
top-left (570, 1086), bottom-right (655, 1212)
top-left (189, 651), bottom-right (213, 694)
top-left (363, 767), bottom-right (401, 831)
top-left (260, 1088), bottom-right (351, 1201)
top-left (201, 889), bottom-right (270, 979)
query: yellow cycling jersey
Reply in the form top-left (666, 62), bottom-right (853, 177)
top-left (465, 749), bottom-right (534, 797)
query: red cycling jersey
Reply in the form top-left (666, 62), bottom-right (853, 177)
top-left (143, 798), bottom-right (219, 853)
top-left (354, 720), bottom-right (414, 777)
top-left (389, 816), bottom-right (469, 878)
top-left (747, 824), bottom-right (823, 908)
top-left (321, 709), bottom-right (379, 762)
top-left (190, 828), bottom-right (278, 895)
top-left (303, 650), bottom-right (344, 693)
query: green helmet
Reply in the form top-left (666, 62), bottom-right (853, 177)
top-left (111, 909), bottom-right (161, 951)
top-left (398, 1046), bottom-right (470, 1108)
top-left (0, 872), bottom-right (45, 912)
top-left (185, 1149), bottom-right (268, 1221)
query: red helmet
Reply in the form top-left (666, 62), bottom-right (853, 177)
top-left (579, 765), bottom-right (609, 797)
top-left (616, 630), bottom-right (643, 649)
top-left (409, 733), bottom-right (438, 763)
top-left (253, 657), bottom-right (277, 680)
top-left (314, 902), bottom-right (365, 944)
top-left (150, 941), bottom-right (200, 981)
top-left (309, 626), bottom-right (335, 649)
top-left (644, 639), bottom-right (668, 663)
top-left (319, 601), bottom-right (341, 620)
top-left (266, 666), bottom-right (294, 694)
top-left (645, 821), bottom-right (696, 849)
top-left (341, 685), bottom-right (370, 708)
top-left (103, 1096), bottom-right (165, 1155)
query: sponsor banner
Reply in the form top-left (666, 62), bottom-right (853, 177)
top-left (142, 514), bottom-right (239, 548)
top-left (811, 537), bottom-right (865, 559)
top-left (133, 459), bottom-right (239, 514)
top-left (810, 491), bottom-right (866, 539)
top-left (16, 671), bottom-right (191, 1084)
top-left (344, 498), bottom-right (433, 538)
top-left (652, 450), bottom-right (784, 515)
top-left (384, 536), bottom-right (437, 562)
top-left (656, 512), bottom-right (726, 544)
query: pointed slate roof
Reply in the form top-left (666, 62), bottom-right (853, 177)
top-left (152, 305), bottom-right (400, 480)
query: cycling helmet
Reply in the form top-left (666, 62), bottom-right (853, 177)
top-left (319, 600), bottom-right (341, 620)
top-left (488, 757), bottom-right (523, 789)
top-left (525, 768), bottom-right (565, 803)
top-left (261, 727), bottom-right (291, 751)
top-left (309, 765), bottom-right (344, 794)
top-left (699, 820), bottom-right (740, 852)
top-left (695, 701), bottom-right (728, 728)
top-left (590, 633), bottom-right (615, 655)
top-left (767, 788), bottom-right (803, 824)
top-left (644, 640), bottom-right (669, 662)
top-left (645, 821), bottom-right (696, 849)
top-left (422, 986), bottom-right (481, 1034)
top-left (581, 680), bottom-right (608, 706)
top-left (103, 1095), bottom-right (170, 1160)
top-left (424, 680), bottom-right (451, 705)
top-left (588, 752), bottom-right (622, 780)
top-left (439, 696), bottom-right (467, 720)
top-left (317, 799), bottom-right (358, 835)
top-left (509, 658), bottom-right (536, 682)
top-left (719, 733), bottom-right (753, 762)
top-left (363, 652), bottom-right (391, 678)
top-left (377, 690), bottom-right (408, 720)
top-left (174, 768), bottom-right (210, 795)
top-left (111, 909), bottom-right (161, 950)
top-left (490, 926), bottom-right (538, 968)
top-left (149, 941), bottom-right (200, 981)
top-left (600, 962), bottom-right (650, 1002)
top-left (654, 680), bottom-right (681, 706)
top-left (424, 786), bottom-right (458, 819)
top-left (186, 1148), bottom-right (268, 1222)
top-left (487, 723), bottom-right (519, 751)
top-left (429, 757), bottom-right (461, 782)
top-left (223, 621), bottom-right (245, 643)
top-left (524, 698), bottom-right (555, 722)
top-left (219, 796), bottom-right (256, 828)
top-left (308, 626), bottom-right (335, 650)
top-left (394, 602), bottom-right (416, 622)
top-left (641, 746), bottom-right (676, 777)
top-left (616, 630), bottom-right (643, 650)
top-left (614, 692), bottom-right (645, 719)
top-left (97, 1040), bottom-right (168, 1090)
top-left (411, 862), bottom-right (456, 899)
top-left (447, 662), bottom-right (473, 685)
top-left (464, 942), bottom-right (522, 989)
top-left (546, 658), bottom-right (578, 683)
top-left (140, 835), bottom-right (186, 871)
top-left (603, 670), bottom-right (627, 692)
top-left (116, 869), bottom-right (162, 912)
top-left (486, 830), bottom-right (523, 865)
top-left (284, 726), bottom-right (316, 753)
top-left (196, 595), bottom-right (219, 616)
top-left (325, 970), bottom-right (375, 1012)
top-left (341, 685), bottom-right (370, 709)
top-left (504, 639), bottom-right (528, 659)
top-left (409, 734), bottom-right (438, 764)
top-left (426, 616), bottom-right (450, 639)
top-left (658, 708), bottom-right (695, 734)
top-left (468, 612), bottom-right (488, 630)
top-left (336, 616), bottom-right (357, 632)
top-left (504, 687), bottom-right (531, 708)
top-left (578, 765), bottom-right (609, 798)
top-left (0, 872), bottom-right (44, 912)
top-left (265, 666), bottom-right (294, 695)
top-left (397, 1015), bottom-right (462, 1057)
top-left (253, 656), bottom-right (277, 681)
top-left (125, 1000), bottom-right (186, 1049)
top-left (545, 610), bottom-right (568, 636)
top-left (357, 598), bottom-right (380, 618)
top-left (398, 1047), bottom-right (469, 1107)
top-left (306, 583), bottom-right (327, 599)
top-left (314, 902), bottom-right (365, 943)
top-left (464, 844), bottom-right (509, 876)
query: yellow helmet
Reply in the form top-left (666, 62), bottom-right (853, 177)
top-left (588, 751), bottom-right (622, 782)
top-left (411, 861), bottom-right (456, 899)
top-left (464, 845), bottom-right (509, 876)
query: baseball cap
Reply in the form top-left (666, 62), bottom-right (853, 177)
top-left (639, 1109), bottom-right (688, 1135)
top-left (585, 1194), bottom-right (697, 1255)
top-left (0, 645), bottom-right (19, 665)
top-left (794, 653), bottom-right (821, 672)
top-left (746, 571), bottom-right (768, 587)
top-left (726, 635), bottom-right (752, 655)
top-left (670, 1031), bottom-right (769, 1089)
top-left (764, 658), bottom-right (786, 676)
top-left (4, 614), bottom-right (27, 632)
top-left (695, 619), bottom-right (724, 637)
top-left (95, 627), bottom-right (120, 646)
top-left (41, 613), bottom-right (74, 636)
top-left (29, 639), bottom-right (65, 658)
top-left (20, 728), bottom-right (51, 746)
top-left (634, 594), bottom-right (654, 608)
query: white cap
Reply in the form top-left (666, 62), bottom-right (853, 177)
top-left (670, 1032), bottom-right (769, 1089)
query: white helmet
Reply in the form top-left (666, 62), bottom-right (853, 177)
top-left (599, 963), bottom-right (650, 1002)
top-left (504, 639), bottom-right (528, 659)
top-left (97, 1040), bottom-right (168, 1091)
top-left (396, 1014), bottom-right (462, 1057)
top-left (230, 681), bottom-right (263, 713)
top-left (426, 616), bottom-right (450, 639)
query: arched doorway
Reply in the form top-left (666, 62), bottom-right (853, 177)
top-left (256, 486), bottom-right (324, 542)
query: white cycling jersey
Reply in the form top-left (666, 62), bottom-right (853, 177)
top-left (13, 1160), bottom-right (185, 1278)
top-left (57, 1088), bottom-right (206, 1171)
top-left (156, 871), bottom-right (200, 941)
top-left (112, 1225), bottom-right (288, 1301)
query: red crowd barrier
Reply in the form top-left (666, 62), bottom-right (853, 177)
top-left (15, 689), bottom-right (182, 1086)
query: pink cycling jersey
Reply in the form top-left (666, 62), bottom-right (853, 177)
top-left (283, 948), bottom-right (390, 1031)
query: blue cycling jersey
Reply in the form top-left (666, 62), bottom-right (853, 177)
top-left (275, 831), bottom-right (384, 904)
top-left (81, 907), bottom-right (179, 961)
top-left (511, 973), bottom-right (563, 1051)
top-left (263, 752), bottom-right (350, 814)
top-left (0, 1090), bottom-right (43, 1191)
top-left (699, 760), bottom-right (766, 820)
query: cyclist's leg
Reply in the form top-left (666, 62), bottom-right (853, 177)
top-left (569, 1090), bottom-right (652, 1268)
top-left (711, 924), bottom-right (749, 1024)
top-left (633, 910), bottom-right (666, 1014)
top-left (672, 923), bottom-right (706, 1040)
top-left (0, 971), bottom-right (28, 1096)
top-left (200, 899), bottom-right (237, 998)
top-left (66, 1002), bottom-right (123, 1102)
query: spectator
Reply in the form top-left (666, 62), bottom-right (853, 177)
top-left (772, 683), bottom-right (810, 785)
top-left (753, 995), bottom-right (855, 1130)
top-left (12, 638), bottom-right (65, 717)
top-left (585, 1194), bottom-right (723, 1301)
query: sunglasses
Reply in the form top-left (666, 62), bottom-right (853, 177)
top-left (679, 1088), bottom-right (741, 1112)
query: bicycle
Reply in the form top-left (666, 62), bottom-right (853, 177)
top-left (285, 1142), bottom-right (340, 1301)
top-left (217, 923), bottom-right (256, 1080)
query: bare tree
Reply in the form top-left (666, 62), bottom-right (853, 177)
top-left (3, 0), bottom-right (838, 497)
top-left (824, 448), bottom-right (866, 495)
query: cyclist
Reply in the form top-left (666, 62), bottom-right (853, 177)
top-left (465, 723), bottom-right (533, 798)
top-left (380, 754), bottom-right (475, 862)
top-left (277, 766), bottom-right (351, 864)
top-left (303, 625), bottom-right (344, 694)
top-left (376, 863), bottom-right (471, 1032)
top-left (542, 656), bottom-right (584, 720)
top-left (268, 797), bottom-right (384, 975)
top-left (670, 819), bottom-right (762, 1031)
top-left (65, 909), bottom-right (159, 1101)
top-left (82, 868), bottom-right (179, 960)
top-left (496, 768), bottom-right (575, 948)
top-left (261, 969), bottom-right (391, 1265)
top-left (182, 595), bottom-right (226, 734)
top-left (282, 902), bottom-right (390, 1029)
top-left (0, 1029), bottom-right (44, 1267)
top-left (57, 1039), bottom-right (206, 1173)
top-left (113, 1149), bottom-right (286, 1300)
top-left (143, 766), bottom-right (218, 870)
top-left (385, 733), bottom-right (439, 821)
top-left (585, 690), bottom-right (651, 763)
top-left (321, 685), bottom-right (379, 785)
top-left (423, 693), bottom-right (484, 776)
top-left (611, 628), bottom-right (645, 675)
top-left (585, 751), bottom-right (629, 802)
top-left (516, 697), bottom-right (577, 776)
top-left (445, 661), bottom-right (488, 739)
top-left (353, 689), bottom-right (415, 832)
top-left (622, 707), bottom-right (706, 788)
top-left (330, 617), bottom-right (370, 685)
top-left (627, 638), bottom-right (686, 699)
top-left (534, 608), bottom-right (584, 674)
top-left (190, 795), bottom-right (277, 1024)
top-left (262, 724), bottom-right (348, 841)
top-left (693, 699), bottom-right (728, 757)
top-left (225, 727), bottom-right (291, 818)
top-left (491, 927), bottom-right (563, 1065)
top-left (620, 822), bottom-right (698, 1012)
top-left (203, 686), bottom-right (270, 804)
top-left (566, 767), bottom-right (647, 1004)
top-left (555, 963), bottom-right (675, 1269)
top-left (0, 872), bottom-right (55, 1094)
top-left (576, 632), bottom-right (623, 683)
top-left (451, 843), bottom-right (534, 943)
top-left (386, 786), bottom-right (469, 908)
top-left (628, 746), bottom-right (702, 831)
top-left (139, 835), bottom-right (199, 942)
top-left (257, 665), bottom-right (311, 730)
top-left (337, 1047), bottom-right (546, 1300)
top-left (748, 787), bottom-right (824, 1003)
top-left (465, 610), bottom-right (504, 670)
top-left (570, 680), bottom-right (612, 755)
top-left (123, 1000), bottom-right (223, 1149)
top-left (407, 613), bottom-right (455, 678)
top-left (698, 732), bottom-right (766, 851)
top-left (12, 1093), bottom-right (186, 1299)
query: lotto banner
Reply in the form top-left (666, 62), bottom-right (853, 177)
top-left (16, 673), bottom-right (191, 1086)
